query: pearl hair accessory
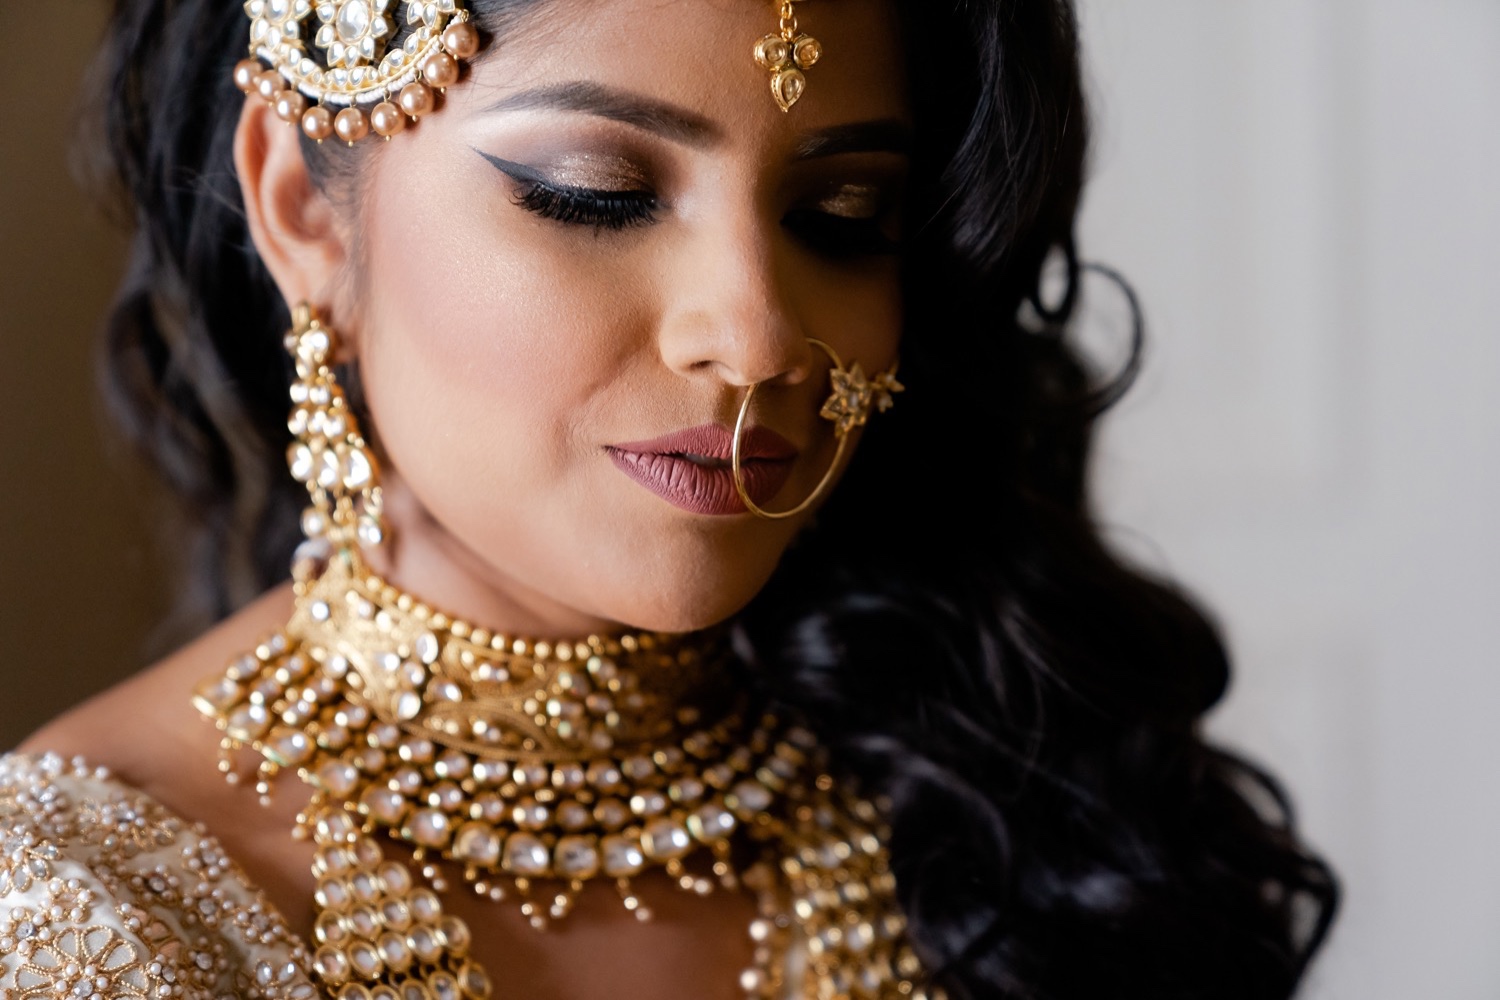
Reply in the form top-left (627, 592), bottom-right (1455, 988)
top-left (232, 0), bottom-right (480, 144)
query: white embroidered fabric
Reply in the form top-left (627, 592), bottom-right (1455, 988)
top-left (0, 752), bottom-right (316, 999)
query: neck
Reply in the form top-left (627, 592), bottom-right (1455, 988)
top-left (360, 473), bottom-right (627, 639)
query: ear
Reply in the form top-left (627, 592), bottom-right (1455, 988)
top-left (234, 96), bottom-right (351, 316)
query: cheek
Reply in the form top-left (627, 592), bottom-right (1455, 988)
top-left (372, 200), bottom-right (587, 402)
top-left (809, 268), bottom-right (904, 383)
top-left (355, 162), bottom-right (645, 493)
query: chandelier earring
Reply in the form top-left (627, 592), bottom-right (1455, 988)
top-left (285, 303), bottom-right (389, 576)
top-left (731, 338), bottom-right (903, 520)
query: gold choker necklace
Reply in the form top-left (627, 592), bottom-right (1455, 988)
top-left (194, 548), bottom-right (937, 1000)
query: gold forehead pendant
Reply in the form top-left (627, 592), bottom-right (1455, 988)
top-left (753, 0), bottom-right (823, 112)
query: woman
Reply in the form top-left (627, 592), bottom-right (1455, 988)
top-left (3, 0), bottom-right (1338, 996)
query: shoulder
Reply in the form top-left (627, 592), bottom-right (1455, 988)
top-left (14, 582), bottom-right (297, 806)
top-left (11, 583), bottom-right (321, 938)
top-left (0, 752), bottom-right (314, 996)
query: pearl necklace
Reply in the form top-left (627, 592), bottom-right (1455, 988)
top-left (194, 548), bottom-right (936, 999)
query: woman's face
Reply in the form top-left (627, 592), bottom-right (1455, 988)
top-left (331, 0), bottom-right (909, 633)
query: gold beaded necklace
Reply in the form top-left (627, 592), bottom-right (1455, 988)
top-left (191, 305), bottom-right (936, 998)
top-left (194, 546), bottom-right (937, 999)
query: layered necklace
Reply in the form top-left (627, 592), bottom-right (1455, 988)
top-left (193, 305), bottom-right (935, 999)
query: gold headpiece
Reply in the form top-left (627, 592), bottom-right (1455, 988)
top-left (753, 0), bottom-right (823, 111)
top-left (233, 0), bottom-right (479, 144)
top-left (236, 0), bottom-right (821, 143)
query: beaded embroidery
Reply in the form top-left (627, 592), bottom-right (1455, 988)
top-left (0, 752), bottom-right (316, 999)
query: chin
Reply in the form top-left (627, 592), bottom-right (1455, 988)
top-left (596, 567), bottom-right (777, 635)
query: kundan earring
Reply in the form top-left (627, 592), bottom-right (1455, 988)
top-left (730, 339), bottom-right (903, 519)
top-left (285, 303), bottom-right (388, 573)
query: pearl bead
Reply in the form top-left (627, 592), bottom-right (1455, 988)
top-left (553, 835), bottom-right (601, 878)
top-left (441, 21), bottom-right (479, 59)
top-left (422, 51), bottom-right (459, 89)
top-left (369, 101), bottom-right (405, 137)
top-left (502, 833), bottom-right (549, 876)
top-left (641, 817), bottom-right (692, 860)
top-left (404, 807), bottom-right (450, 847)
top-left (254, 70), bottom-right (281, 102)
top-left (233, 58), bottom-right (261, 93)
top-left (334, 106), bottom-right (370, 144)
top-left (301, 105), bottom-right (335, 141)
top-left (601, 833), bottom-right (645, 877)
top-left (398, 82), bottom-right (434, 118)
top-left (274, 90), bottom-right (307, 124)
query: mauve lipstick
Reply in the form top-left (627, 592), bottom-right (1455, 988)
top-left (606, 424), bottom-right (797, 516)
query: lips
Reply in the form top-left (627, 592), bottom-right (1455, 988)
top-left (607, 424), bottom-right (798, 516)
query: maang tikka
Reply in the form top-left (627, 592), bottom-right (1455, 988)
top-left (753, 0), bottom-right (823, 111)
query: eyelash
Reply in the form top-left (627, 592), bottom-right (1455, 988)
top-left (512, 179), bottom-right (900, 256)
top-left (512, 181), bottom-right (658, 231)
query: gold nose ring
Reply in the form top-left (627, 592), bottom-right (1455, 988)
top-left (730, 338), bottom-right (904, 520)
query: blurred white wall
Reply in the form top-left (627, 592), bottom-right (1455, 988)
top-left (1074, 2), bottom-right (1500, 996)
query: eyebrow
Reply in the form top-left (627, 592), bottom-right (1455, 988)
top-left (483, 80), bottom-right (912, 159)
top-left (485, 80), bottom-right (717, 146)
top-left (791, 120), bottom-right (912, 160)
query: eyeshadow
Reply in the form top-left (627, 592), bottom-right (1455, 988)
top-left (817, 184), bottom-right (883, 218)
top-left (539, 152), bottom-right (652, 191)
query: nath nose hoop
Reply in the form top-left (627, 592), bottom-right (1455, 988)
top-left (730, 338), bottom-right (904, 519)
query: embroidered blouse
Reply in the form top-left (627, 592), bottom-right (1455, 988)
top-left (0, 751), bottom-right (317, 999)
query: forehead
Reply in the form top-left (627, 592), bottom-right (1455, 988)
top-left (458, 0), bottom-right (910, 140)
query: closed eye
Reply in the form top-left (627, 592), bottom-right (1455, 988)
top-left (784, 208), bottom-right (901, 257)
top-left (513, 181), bottom-right (658, 231)
top-left (476, 149), bottom-right (658, 232)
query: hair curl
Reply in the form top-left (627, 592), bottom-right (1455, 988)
top-left (87, 0), bottom-right (1338, 995)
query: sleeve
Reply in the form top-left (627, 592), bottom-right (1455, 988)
top-left (0, 752), bottom-right (317, 999)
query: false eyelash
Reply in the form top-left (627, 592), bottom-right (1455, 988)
top-left (512, 181), bottom-right (658, 231)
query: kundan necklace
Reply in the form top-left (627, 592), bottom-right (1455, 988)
top-left (191, 307), bottom-right (937, 999)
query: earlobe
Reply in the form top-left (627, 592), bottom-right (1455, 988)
top-left (233, 96), bottom-right (349, 315)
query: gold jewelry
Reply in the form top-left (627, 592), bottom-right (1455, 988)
top-left (284, 304), bottom-right (389, 563)
top-left (732, 338), bottom-right (903, 520)
top-left (753, 1), bottom-right (823, 112)
top-left (191, 307), bottom-right (938, 998)
top-left (233, 0), bottom-right (479, 144)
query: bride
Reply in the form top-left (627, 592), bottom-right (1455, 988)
top-left (4, 0), bottom-right (1337, 997)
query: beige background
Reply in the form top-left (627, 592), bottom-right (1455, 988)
top-left (0, 1), bottom-right (165, 748)
top-left (3, 2), bottom-right (1498, 997)
top-left (1077, 2), bottom-right (1499, 997)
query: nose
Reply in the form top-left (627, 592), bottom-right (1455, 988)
top-left (656, 209), bottom-right (815, 390)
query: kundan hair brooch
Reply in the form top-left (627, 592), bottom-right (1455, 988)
top-left (233, 0), bottom-right (479, 143)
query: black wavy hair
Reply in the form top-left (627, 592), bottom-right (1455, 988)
top-left (88, 0), bottom-right (1339, 996)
